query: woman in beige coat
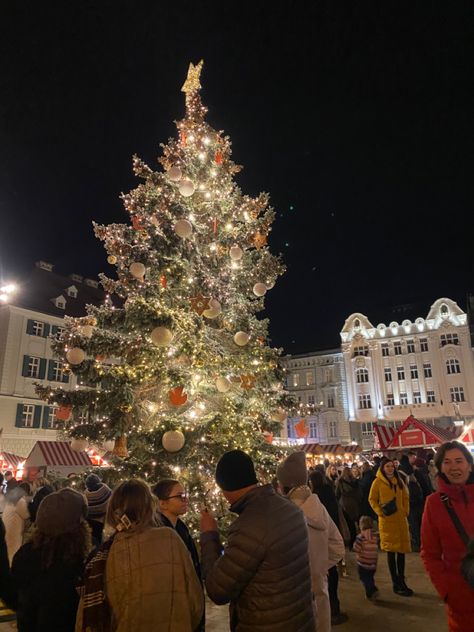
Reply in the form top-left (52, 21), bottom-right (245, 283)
top-left (77, 479), bottom-right (203, 632)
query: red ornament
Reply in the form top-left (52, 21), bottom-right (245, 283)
top-left (160, 275), bottom-right (167, 288)
top-left (55, 406), bottom-right (72, 421)
top-left (294, 418), bottom-right (309, 438)
top-left (215, 151), bottom-right (223, 164)
top-left (263, 431), bottom-right (273, 444)
top-left (95, 354), bottom-right (105, 362)
top-left (169, 386), bottom-right (188, 407)
top-left (180, 131), bottom-right (187, 146)
top-left (132, 216), bottom-right (143, 230)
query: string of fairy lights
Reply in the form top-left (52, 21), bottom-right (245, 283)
top-left (36, 61), bottom-right (290, 523)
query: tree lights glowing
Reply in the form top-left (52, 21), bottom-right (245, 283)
top-left (37, 61), bottom-right (290, 523)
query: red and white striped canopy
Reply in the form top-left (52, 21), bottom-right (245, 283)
top-left (0, 451), bottom-right (24, 470)
top-left (34, 441), bottom-right (91, 467)
top-left (374, 424), bottom-right (397, 450)
top-left (460, 423), bottom-right (474, 444)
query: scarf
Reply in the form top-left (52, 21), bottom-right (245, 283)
top-left (80, 535), bottom-right (116, 632)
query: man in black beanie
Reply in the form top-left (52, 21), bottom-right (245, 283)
top-left (200, 449), bottom-right (315, 631)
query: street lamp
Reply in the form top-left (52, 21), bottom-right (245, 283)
top-left (0, 283), bottom-right (17, 303)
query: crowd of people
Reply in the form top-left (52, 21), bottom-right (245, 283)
top-left (0, 440), bottom-right (472, 631)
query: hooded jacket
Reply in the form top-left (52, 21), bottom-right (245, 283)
top-left (288, 485), bottom-right (344, 574)
top-left (201, 485), bottom-right (315, 632)
top-left (368, 468), bottom-right (411, 553)
top-left (421, 473), bottom-right (474, 632)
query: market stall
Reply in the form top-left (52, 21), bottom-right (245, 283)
top-left (384, 415), bottom-right (454, 450)
top-left (459, 422), bottom-right (474, 454)
top-left (0, 451), bottom-right (25, 478)
top-left (23, 440), bottom-right (92, 481)
top-left (300, 443), bottom-right (362, 465)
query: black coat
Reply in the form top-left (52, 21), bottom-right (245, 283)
top-left (313, 484), bottom-right (340, 529)
top-left (0, 517), bottom-right (16, 609)
top-left (11, 542), bottom-right (84, 632)
top-left (359, 470), bottom-right (377, 520)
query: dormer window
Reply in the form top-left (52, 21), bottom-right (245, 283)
top-left (66, 285), bottom-right (78, 298)
top-left (440, 303), bottom-right (449, 318)
top-left (52, 295), bottom-right (66, 310)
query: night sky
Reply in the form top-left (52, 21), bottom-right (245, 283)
top-left (1, 2), bottom-right (473, 353)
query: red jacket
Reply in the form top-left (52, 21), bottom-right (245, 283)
top-left (421, 473), bottom-right (474, 631)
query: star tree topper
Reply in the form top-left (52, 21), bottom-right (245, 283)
top-left (181, 60), bottom-right (204, 96)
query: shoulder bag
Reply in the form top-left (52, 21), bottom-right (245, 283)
top-left (440, 494), bottom-right (473, 588)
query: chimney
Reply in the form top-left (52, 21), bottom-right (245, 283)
top-left (69, 273), bottom-right (84, 283)
top-left (84, 278), bottom-right (99, 288)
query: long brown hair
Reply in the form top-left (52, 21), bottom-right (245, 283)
top-left (29, 521), bottom-right (92, 569)
top-left (106, 479), bottom-right (159, 530)
top-left (380, 457), bottom-right (404, 489)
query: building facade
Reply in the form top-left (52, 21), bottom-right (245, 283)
top-left (340, 298), bottom-right (474, 448)
top-left (0, 262), bottom-right (105, 456)
top-left (281, 349), bottom-right (352, 446)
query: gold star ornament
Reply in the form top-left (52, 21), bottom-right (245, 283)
top-left (181, 60), bottom-right (204, 95)
top-left (190, 292), bottom-right (211, 316)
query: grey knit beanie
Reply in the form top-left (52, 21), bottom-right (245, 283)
top-left (276, 451), bottom-right (308, 489)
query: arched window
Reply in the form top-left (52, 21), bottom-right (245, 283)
top-left (446, 358), bottom-right (461, 375)
top-left (356, 368), bottom-right (369, 383)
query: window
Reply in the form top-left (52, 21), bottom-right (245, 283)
top-left (410, 365), bottom-right (418, 379)
top-left (427, 390), bottom-right (436, 403)
top-left (381, 344), bottom-right (390, 357)
top-left (446, 359), bottom-right (461, 375)
top-left (400, 392), bottom-right (408, 405)
top-left (306, 371), bottom-right (314, 386)
top-left (22, 405), bottom-right (34, 427)
top-left (394, 342), bottom-right (402, 355)
top-left (397, 366), bottom-right (405, 380)
top-left (450, 387), bottom-right (465, 403)
top-left (413, 391), bottom-right (422, 404)
top-left (423, 363), bottom-right (432, 378)
top-left (324, 368), bottom-right (333, 383)
top-left (384, 368), bottom-right (392, 382)
top-left (309, 421), bottom-right (317, 439)
top-left (67, 286), bottom-right (78, 298)
top-left (361, 422), bottom-right (375, 436)
top-left (407, 340), bottom-right (415, 353)
top-left (45, 407), bottom-right (58, 429)
top-left (353, 346), bottom-right (369, 357)
top-left (327, 394), bottom-right (335, 408)
top-left (52, 326), bottom-right (64, 340)
top-left (292, 374), bottom-right (299, 387)
top-left (440, 333), bottom-right (459, 347)
top-left (52, 361), bottom-right (64, 382)
top-left (328, 421), bottom-right (337, 438)
top-left (32, 321), bottom-right (44, 337)
top-left (356, 368), bottom-right (369, 383)
top-left (420, 338), bottom-right (429, 352)
top-left (308, 394), bottom-right (315, 405)
top-left (27, 357), bottom-right (40, 378)
top-left (359, 394), bottom-right (372, 409)
top-left (386, 394), bottom-right (395, 406)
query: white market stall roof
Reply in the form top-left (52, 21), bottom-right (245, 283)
top-left (25, 441), bottom-right (92, 468)
top-left (459, 423), bottom-right (474, 444)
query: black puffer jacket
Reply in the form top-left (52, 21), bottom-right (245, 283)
top-left (201, 485), bottom-right (315, 632)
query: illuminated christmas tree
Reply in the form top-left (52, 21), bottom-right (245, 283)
top-left (38, 61), bottom-right (288, 512)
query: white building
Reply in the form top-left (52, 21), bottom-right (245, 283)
top-left (281, 349), bottom-right (352, 446)
top-left (0, 261), bottom-right (105, 457)
top-left (340, 297), bottom-right (474, 448)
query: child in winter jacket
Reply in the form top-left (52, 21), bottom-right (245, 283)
top-left (353, 515), bottom-right (379, 599)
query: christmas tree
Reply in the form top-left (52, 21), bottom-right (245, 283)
top-left (38, 61), bottom-right (289, 517)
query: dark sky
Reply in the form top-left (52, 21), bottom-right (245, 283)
top-left (1, 2), bottom-right (473, 353)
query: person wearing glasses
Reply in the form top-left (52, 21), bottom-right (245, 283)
top-left (153, 479), bottom-right (201, 582)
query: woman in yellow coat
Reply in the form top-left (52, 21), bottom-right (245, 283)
top-left (369, 458), bottom-right (413, 596)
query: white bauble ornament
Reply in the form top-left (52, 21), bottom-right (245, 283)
top-left (234, 331), bottom-right (250, 346)
top-left (203, 298), bottom-right (221, 319)
top-left (216, 376), bottom-right (231, 393)
top-left (271, 408), bottom-right (287, 423)
top-left (66, 347), bottom-right (86, 365)
top-left (80, 325), bottom-right (94, 339)
top-left (174, 219), bottom-right (193, 239)
top-left (229, 245), bottom-right (243, 260)
top-left (150, 326), bottom-right (173, 347)
top-left (107, 255), bottom-right (117, 265)
top-left (178, 179), bottom-right (195, 197)
top-left (70, 438), bottom-right (88, 452)
top-left (103, 440), bottom-right (115, 452)
top-left (129, 262), bottom-right (146, 279)
top-left (253, 283), bottom-right (267, 297)
top-left (167, 166), bottom-right (182, 182)
top-left (162, 430), bottom-right (185, 453)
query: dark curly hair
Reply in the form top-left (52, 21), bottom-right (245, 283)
top-left (29, 521), bottom-right (92, 570)
top-left (434, 440), bottom-right (473, 472)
